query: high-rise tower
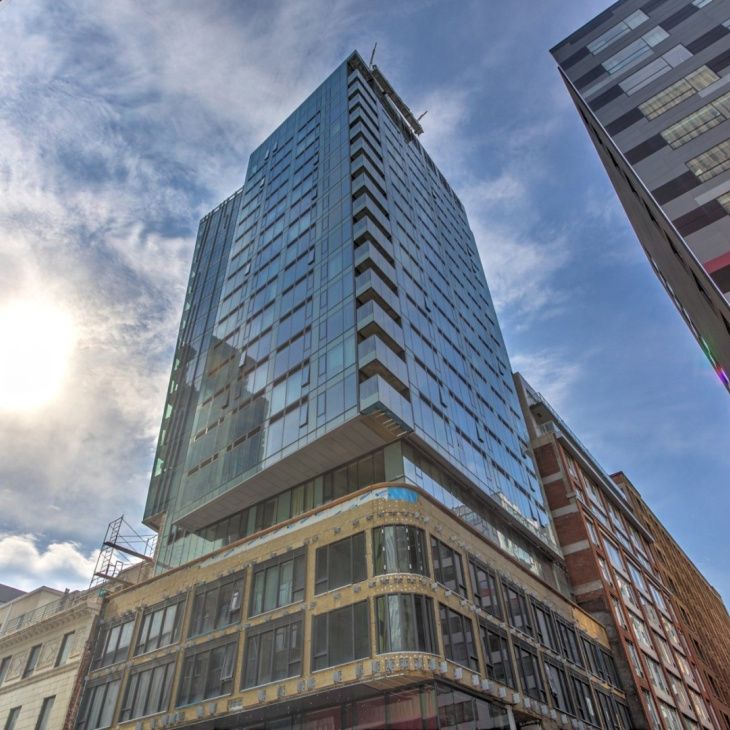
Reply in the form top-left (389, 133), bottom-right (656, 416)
top-left (144, 51), bottom-right (558, 578)
top-left (552, 0), bottom-right (730, 392)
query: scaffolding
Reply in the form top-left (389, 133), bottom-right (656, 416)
top-left (89, 515), bottom-right (156, 590)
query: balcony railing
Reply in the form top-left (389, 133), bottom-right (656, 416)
top-left (0, 592), bottom-right (85, 636)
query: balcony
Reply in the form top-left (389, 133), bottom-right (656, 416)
top-left (354, 241), bottom-right (397, 290)
top-left (358, 334), bottom-right (409, 394)
top-left (353, 216), bottom-right (394, 261)
top-left (359, 374), bottom-right (413, 435)
top-left (356, 269), bottom-right (400, 318)
top-left (357, 300), bottom-right (404, 355)
top-left (353, 193), bottom-right (391, 239)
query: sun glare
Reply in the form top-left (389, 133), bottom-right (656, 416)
top-left (0, 298), bottom-right (77, 413)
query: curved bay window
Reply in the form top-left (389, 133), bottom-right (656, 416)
top-left (372, 525), bottom-right (428, 576)
top-left (376, 593), bottom-right (436, 654)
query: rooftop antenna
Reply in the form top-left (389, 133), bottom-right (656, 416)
top-left (369, 43), bottom-right (377, 68)
top-left (416, 110), bottom-right (428, 123)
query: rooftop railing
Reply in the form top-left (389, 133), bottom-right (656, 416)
top-left (0, 592), bottom-right (84, 636)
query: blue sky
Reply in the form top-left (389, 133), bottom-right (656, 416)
top-left (0, 0), bottom-right (727, 601)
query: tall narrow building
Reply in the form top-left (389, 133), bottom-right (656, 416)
top-left (515, 374), bottom-right (720, 730)
top-left (145, 51), bottom-right (557, 582)
top-left (552, 0), bottom-right (730, 392)
top-left (614, 471), bottom-right (730, 728)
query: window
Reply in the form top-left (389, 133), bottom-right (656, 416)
top-left (647, 656), bottom-right (669, 693)
top-left (514, 643), bottom-right (546, 702)
top-left (55, 632), bottom-right (74, 667)
top-left (640, 66), bottom-right (719, 119)
top-left (661, 96), bottom-right (729, 149)
top-left (588, 10), bottom-right (648, 54)
top-left (372, 525), bottom-right (428, 576)
top-left (0, 656), bottom-right (10, 685)
top-left (314, 532), bottom-right (366, 594)
top-left (76, 678), bottom-right (121, 730)
top-left (604, 540), bottom-right (624, 572)
top-left (431, 537), bottom-right (466, 595)
top-left (243, 613), bottom-right (303, 687)
top-left (312, 601), bottom-right (370, 670)
top-left (119, 660), bottom-right (175, 721)
top-left (611, 596), bottom-right (627, 629)
top-left (544, 661), bottom-right (573, 715)
top-left (92, 619), bottom-right (134, 669)
top-left (627, 561), bottom-right (647, 593)
top-left (615, 702), bottom-right (632, 730)
top-left (616, 574), bottom-right (636, 605)
top-left (596, 691), bottom-right (620, 730)
top-left (631, 614), bottom-right (652, 651)
top-left (23, 645), bottom-right (41, 678)
top-left (376, 593), bottom-right (436, 654)
top-left (688, 139), bottom-right (730, 182)
top-left (643, 689), bottom-right (662, 730)
top-left (4, 708), bottom-right (21, 730)
top-left (439, 605), bottom-right (478, 670)
top-left (136, 596), bottom-right (185, 653)
top-left (504, 584), bottom-right (533, 636)
top-left (34, 696), bottom-right (54, 730)
top-left (601, 649), bottom-right (620, 687)
top-left (177, 637), bottom-right (237, 706)
top-left (556, 620), bottom-right (583, 666)
top-left (659, 702), bottom-right (684, 730)
top-left (626, 639), bottom-right (644, 678)
top-left (469, 559), bottom-right (502, 618)
top-left (603, 27), bottom-right (668, 76)
top-left (480, 625), bottom-right (516, 688)
top-left (572, 676), bottom-right (599, 726)
top-left (532, 601), bottom-right (558, 651)
top-left (581, 636), bottom-right (601, 677)
top-left (250, 550), bottom-right (305, 616)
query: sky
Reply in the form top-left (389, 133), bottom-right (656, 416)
top-left (0, 0), bottom-right (728, 602)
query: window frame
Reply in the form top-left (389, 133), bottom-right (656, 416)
top-left (136, 594), bottom-right (186, 655)
top-left (242, 612), bottom-right (304, 689)
top-left (439, 603), bottom-right (479, 671)
top-left (249, 549), bottom-right (306, 617)
top-left (189, 571), bottom-right (245, 637)
top-left (430, 537), bottom-right (467, 596)
top-left (75, 675), bottom-right (122, 730)
top-left (469, 558), bottom-right (502, 619)
top-left (311, 601), bottom-right (370, 671)
top-left (314, 531), bottom-right (367, 594)
top-left (503, 582), bottom-right (534, 637)
top-left (118, 658), bottom-right (176, 722)
top-left (480, 623), bottom-right (516, 689)
top-left (55, 632), bottom-right (75, 667)
top-left (375, 593), bottom-right (437, 655)
top-left (176, 635), bottom-right (238, 708)
top-left (22, 644), bottom-right (42, 679)
top-left (372, 524), bottom-right (429, 577)
top-left (514, 641), bottom-right (547, 702)
top-left (91, 618), bottom-right (135, 670)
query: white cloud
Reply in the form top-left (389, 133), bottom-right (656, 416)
top-left (511, 348), bottom-right (584, 413)
top-left (0, 0), bottom-right (363, 546)
top-left (0, 534), bottom-right (98, 592)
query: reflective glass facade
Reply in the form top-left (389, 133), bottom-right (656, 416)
top-left (145, 52), bottom-right (554, 571)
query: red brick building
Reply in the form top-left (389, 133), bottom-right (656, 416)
top-left (515, 374), bottom-right (718, 730)
top-left (614, 471), bottom-right (730, 730)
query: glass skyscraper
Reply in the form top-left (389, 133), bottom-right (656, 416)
top-left (144, 51), bottom-right (556, 579)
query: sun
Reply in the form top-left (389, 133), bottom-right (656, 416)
top-left (0, 297), bottom-right (77, 413)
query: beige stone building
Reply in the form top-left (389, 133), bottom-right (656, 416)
top-left (0, 565), bottom-right (150, 730)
